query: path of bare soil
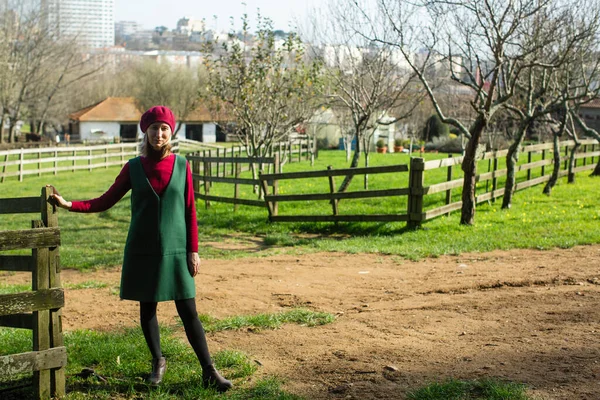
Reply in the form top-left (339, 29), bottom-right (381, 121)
top-left (3, 245), bottom-right (600, 399)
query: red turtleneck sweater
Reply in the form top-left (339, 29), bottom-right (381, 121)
top-left (70, 154), bottom-right (198, 252)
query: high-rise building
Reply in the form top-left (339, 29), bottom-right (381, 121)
top-left (43, 0), bottom-right (114, 48)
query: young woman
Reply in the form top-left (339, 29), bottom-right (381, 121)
top-left (50, 106), bottom-right (232, 392)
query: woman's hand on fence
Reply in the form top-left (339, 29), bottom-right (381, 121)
top-left (187, 252), bottom-right (200, 277)
top-left (46, 185), bottom-right (72, 210)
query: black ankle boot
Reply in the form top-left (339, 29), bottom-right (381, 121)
top-left (202, 364), bottom-right (232, 392)
top-left (148, 357), bottom-right (166, 385)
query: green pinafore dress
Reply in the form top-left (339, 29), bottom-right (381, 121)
top-left (119, 155), bottom-right (196, 302)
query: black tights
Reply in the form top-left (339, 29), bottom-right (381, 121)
top-left (140, 298), bottom-right (212, 368)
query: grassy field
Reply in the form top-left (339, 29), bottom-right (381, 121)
top-left (2, 149), bottom-right (585, 399)
top-left (1, 150), bottom-right (598, 269)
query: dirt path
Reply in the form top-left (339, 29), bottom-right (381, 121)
top-left (3, 245), bottom-right (600, 399)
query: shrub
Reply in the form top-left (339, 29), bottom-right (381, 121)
top-left (422, 114), bottom-right (450, 141)
top-left (376, 139), bottom-right (386, 148)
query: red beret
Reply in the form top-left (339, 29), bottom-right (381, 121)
top-left (140, 106), bottom-right (176, 133)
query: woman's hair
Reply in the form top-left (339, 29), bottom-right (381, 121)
top-left (139, 133), bottom-right (172, 159)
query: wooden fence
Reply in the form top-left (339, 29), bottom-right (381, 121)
top-left (256, 139), bottom-right (599, 227)
top-left (0, 186), bottom-right (65, 399)
top-left (186, 137), bottom-right (314, 209)
top-left (0, 141), bottom-right (179, 182)
top-left (187, 154), bottom-right (279, 210)
top-left (420, 139), bottom-right (599, 221)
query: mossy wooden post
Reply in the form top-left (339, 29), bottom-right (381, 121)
top-left (407, 157), bottom-right (424, 229)
top-left (42, 186), bottom-right (65, 398)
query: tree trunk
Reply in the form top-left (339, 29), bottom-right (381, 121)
top-left (543, 133), bottom-right (561, 195)
top-left (567, 141), bottom-right (581, 183)
top-left (0, 111), bottom-right (5, 144)
top-left (345, 136), bottom-right (352, 162)
top-left (8, 121), bottom-right (17, 143)
top-left (502, 125), bottom-right (527, 209)
top-left (460, 116), bottom-right (486, 225)
top-left (363, 150), bottom-right (370, 190)
top-left (338, 132), bottom-right (361, 193)
top-left (592, 159), bottom-right (600, 176)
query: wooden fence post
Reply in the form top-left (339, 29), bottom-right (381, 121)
top-left (541, 149), bottom-right (546, 176)
top-left (527, 150), bottom-right (532, 181)
top-left (1, 152), bottom-right (8, 183)
top-left (216, 148), bottom-right (220, 177)
top-left (492, 153), bottom-right (498, 202)
top-left (327, 165), bottom-right (339, 218)
top-left (273, 154), bottom-right (280, 216)
top-left (42, 186), bottom-right (65, 398)
top-left (38, 149), bottom-right (42, 177)
top-left (19, 148), bottom-right (24, 182)
top-left (72, 149), bottom-right (76, 172)
top-left (407, 157), bottom-right (425, 229)
top-left (446, 154), bottom-right (453, 205)
top-left (203, 161), bottom-right (210, 209)
top-left (192, 154), bottom-right (200, 194)
top-left (32, 218), bottom-right (51, 399)
top-left (234, 156), bottom-right (240, 212)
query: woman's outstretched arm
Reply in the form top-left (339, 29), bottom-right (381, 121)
top-left (49, 163), bottom-right (131, 213)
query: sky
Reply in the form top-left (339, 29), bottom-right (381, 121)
top-left (114, 0), bottom-right (319, 32)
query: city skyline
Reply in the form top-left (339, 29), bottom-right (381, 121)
top-left (114, 0), bottom-right (317, 32)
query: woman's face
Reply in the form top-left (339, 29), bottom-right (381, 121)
top-left (146, 122), bottom-right (172, 150)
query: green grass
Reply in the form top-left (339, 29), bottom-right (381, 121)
top-left (195, 308), bottom-right (336, 332)
top-left (0, 326), bottom-right (299, 399)
top-left (407, 378), bottom-right (533, 400)
top-left (0, 281), bottom-right (108, 294)
top-left (1, 150), bottom-right (599, 269)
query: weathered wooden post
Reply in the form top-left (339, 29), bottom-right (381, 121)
top-left (407, 157), bottom-right (425, 229)
top-left (527, 150), bottom-right (532, 181)
top-left (234, 156), bottom-right (241, 212)
top-left (273, 154), bottom-right (280, 216)
top-left (327, 166), bottom-right (339, 218)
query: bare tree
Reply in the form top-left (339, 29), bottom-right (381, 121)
top-left (0, 0), bottom-right (103, 142)
top-left (202, 14), bottom-right (321, 181)
top-left (501, 0), bottom-right (600, 208)
top-left (354, 0), bottom-right (571, 224)
top-left (307, 0), bottom-right (422, 192)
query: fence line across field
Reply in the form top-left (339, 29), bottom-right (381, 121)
top-left (0, 136), bottom-right (314, 183)
top-left (0, 186), bottom-right (66, 399)
top-left (188, 138), bottom-right (599, 228)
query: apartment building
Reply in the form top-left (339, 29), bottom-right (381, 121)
top-left (43, 0), bottom-right (114, 48)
